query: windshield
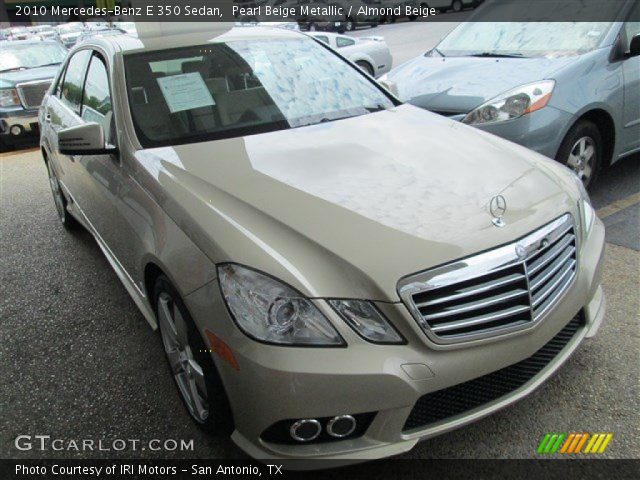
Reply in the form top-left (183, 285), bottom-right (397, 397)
top-left (0, 43), bottom-right (68, 72)
top-left (436, 22), bottom-right (614, 58)
top-left (125, 37), bottom-right (394, 147)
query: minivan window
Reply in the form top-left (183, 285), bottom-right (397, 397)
top-left (82, 55), bottom-right (113, 140)
top-left (60, 50), bottom-right (92, 113)
top-left (124, 37), bottom-right (394, 147)
top-left (436, 22), bottom-right (615, 58)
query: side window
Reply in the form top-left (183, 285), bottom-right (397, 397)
top-left (60, 50), bottom-right (92, 113)
top-left (315, 35), bottom-right (329, 45)
top-left (336, 37), bottom-right (355, 48)
top-left (81, 55), bottom-right (113, 142)
top-left (624, 2), bottom-right (640, 49)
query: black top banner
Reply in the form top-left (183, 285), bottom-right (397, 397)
top-left (3, 0), bottom-right (640, 23)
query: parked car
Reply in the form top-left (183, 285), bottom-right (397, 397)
top-left (77, 27), bottom-right (126, 44)
top-left (40, 27), bottom-right (605, 463)
top-left (384, 2), bottom-right (640, 188)
top-left (6, 27), bottom-right (31, 41)
top-left (310, 31), bottom-right (392, 77)
top-left (56, 23), bottom-right (84, 48)
top-left (0, 40), bottom-right (67, 148)
top-left (114, 21), bottom-right (138, 37)
top-left (29, 25), bottom-right (59, 42)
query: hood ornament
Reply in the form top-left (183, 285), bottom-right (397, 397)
top-left (490, 195), bottom-right (507, 228)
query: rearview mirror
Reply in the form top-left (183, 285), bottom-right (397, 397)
top-left (379, 79), bottom-right (399, 97)
top-left (58, 122), bottom-right (116, 156)
top-left (629, 33), bottom-right (640, 57)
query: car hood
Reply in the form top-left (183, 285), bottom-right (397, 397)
top-left (135, 104), bottom-right (577, 301)
top-left (387, 55), bottom-right (577, 114)
top-left (0, 65), bottom-right (59, 88)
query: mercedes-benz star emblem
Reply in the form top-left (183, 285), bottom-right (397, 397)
top-left (515, 244), bottom-right (527, 259)
top-left (490, 195), bottom-right (507, 228)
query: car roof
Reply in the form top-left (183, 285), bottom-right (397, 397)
top-left (90, 26), bottom-right (305, 55)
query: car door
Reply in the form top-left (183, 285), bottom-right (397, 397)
top-left (73, 51), bottom-right (146, 281)
top-left (621, 12), bottom-right (640, 155)
top-left (45, 49), bottom-right (92, 195)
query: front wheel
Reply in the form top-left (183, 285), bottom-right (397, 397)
top-left (154, 276), bottom-right (233, 434)
top-left (451, 0), bottom-right (463, 12)
top-left (556, 120), bottom-right (602, 190)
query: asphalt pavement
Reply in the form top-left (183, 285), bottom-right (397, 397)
top-left (1, 19), bottom-right (639, 463)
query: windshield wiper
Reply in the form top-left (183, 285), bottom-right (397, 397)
top-left (469, 52), bottom-right (525, 58)
top-left (35, 62), bottom-right (61, 68)
top-left (364, 104), bottom-right (388, 113)
top-left (0, 67), bottom-right (27, 73)
top-left (432, 47), bottom-right (446, 58)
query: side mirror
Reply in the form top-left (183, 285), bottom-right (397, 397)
top-left (379, 79), bottom-right (399, 97)
top-left (629, 33), bottom-right (640, 58)
top-left (58, 122), bottom-right (116, 156)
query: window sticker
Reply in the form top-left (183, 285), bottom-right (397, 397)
top-left (157, 72), bottom-right (215, 113)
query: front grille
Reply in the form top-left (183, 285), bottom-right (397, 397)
top-left (403, 311), bottom-right (584, 431)
top-left (398, 214), bottom-right (577, 343)
top-left (17, 81), bottom-right (51, 109)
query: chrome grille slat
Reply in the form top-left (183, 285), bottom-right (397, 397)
top-left (431, 305), bottom-right (531, 333)
top-left (528, 234), bottom-right (575, 275)
top-left (414, 273), bottom-right (526, 308)
top-left (531, 259), bottom-right (576, 308)
top-left (422, 289), bottom-right (529, 321)
top-left (529, 246), bottom-right (576, 291)
top-left (398, 214), bottom-right (578, 344)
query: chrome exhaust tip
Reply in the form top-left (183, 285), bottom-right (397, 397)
top-left (289, 419), bottom-right (321, 442)
top-left (326, 415), bottom-right (356, 438)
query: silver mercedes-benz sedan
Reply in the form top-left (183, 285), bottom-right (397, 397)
top-left (39, 26), bottom-right (605, 464)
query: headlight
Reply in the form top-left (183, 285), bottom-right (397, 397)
top-left (218, 264), bottom-right (345, 346)
top-left (0, 88), bottom-right (21, 107)
top-left (329, 299), bottom-right (404, 344)
top-left (462, 80), bottom-right (555, 125)
top-left (572, 173), bottom-right (595, 233)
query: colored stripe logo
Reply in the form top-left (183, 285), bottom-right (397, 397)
top-left (537, 433), bottom-right (613, 454)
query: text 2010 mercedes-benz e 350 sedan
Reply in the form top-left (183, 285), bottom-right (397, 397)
top-left (39, 27), bottom-right (606, 463)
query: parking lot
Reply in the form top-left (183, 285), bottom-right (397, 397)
top-left (1, 19), bottom-right (639, 461)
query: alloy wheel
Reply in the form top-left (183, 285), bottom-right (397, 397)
top-left (158, 292), bottom-right (209, 423)
top-left (566, 136), bottom-right (596, 187)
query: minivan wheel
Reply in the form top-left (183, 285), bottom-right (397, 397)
top-left (356, 60), bottom-right (374, 76)
top-left (154, 276), bottom-right (233, 434)
top-left (451, 0), bottom-right (463, 12)
top-left (557, 120), bottom-right (602, 190)
top-left (45, 160), bottom-right (79, 229)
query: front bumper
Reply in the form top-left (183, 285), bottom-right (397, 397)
top-left (462, 106), bottom-right (574, 160)
top-left (184, 216), bottom-right (605, 464)
top-left (0, 107), bottom-right (40, 140)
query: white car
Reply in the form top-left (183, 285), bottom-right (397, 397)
top-left (309, 32), bottom-right (392, 77)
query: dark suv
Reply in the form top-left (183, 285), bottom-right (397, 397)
top-left (0, 40), bottom-right (67, 149)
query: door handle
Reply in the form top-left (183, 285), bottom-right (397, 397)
top-left (45, 114), bottom-right (51, 123)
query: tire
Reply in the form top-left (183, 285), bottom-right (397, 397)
top-left (346, 17), bottom-right (356, 31)
top-left (45, 158), bottom-right (80, 230)
top-left (356, 60), bottom-right (374, 76)
top-left (451, 0), bottom-right (463, 12)
top-left (556, 120), bottom-right (603, 190)
top-left (154, 275), bottom-right (234, 435)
